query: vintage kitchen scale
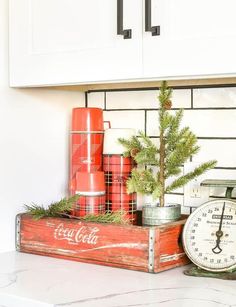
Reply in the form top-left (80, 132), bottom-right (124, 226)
top-left (183, 179), bottom-right (236, 280)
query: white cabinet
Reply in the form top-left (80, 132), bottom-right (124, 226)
top-left (9, 0), bottom-right (236, 87)
top-left (143, 0), bottom-right (236, 78)
top-left (9, 0), bottom-right (143, 86)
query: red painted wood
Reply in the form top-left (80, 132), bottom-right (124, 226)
top-left (18, 214), bottom-right (190, 273)
top-left (154, 217), bottom-right (190, 272)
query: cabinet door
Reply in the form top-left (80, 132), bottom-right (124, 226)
top-left (143, 0), bottom-right (236, 79)
top-left (9, 0), bottom-right (142, 86)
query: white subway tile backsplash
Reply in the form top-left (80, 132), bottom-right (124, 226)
top-left (106, 91), bottom-right (157, 109)
top-left (140, 103), bottom-right (236, 138)
top-left (193, 87), bottom-right (236, 108)
top-left (193, 140), bottom-right (236, 167)
top-left (88, 85), bottom-right (236, 211)
top-left (146, 111), bottom-right (159, 136)
top-left (182, 110), bottom-right (236, 137)
top-left (87, 92), bottom-right (105, 108)
top-left (172, 89), bottom-right (192, 109)
top-left (165, 194), bottom-right (184, 207)
top-left (103, 110), bottom-right (145, 132)
top-left (106, 89), bottom-right (191, 109)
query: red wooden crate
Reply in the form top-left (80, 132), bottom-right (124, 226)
top-left (16, 213), bottom-right (190, 273)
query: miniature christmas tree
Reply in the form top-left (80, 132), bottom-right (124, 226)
top-left (119, 81), bottom-right (217, 207)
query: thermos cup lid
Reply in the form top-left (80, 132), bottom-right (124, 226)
top-left (72, 108), bottom-right (104, 132)
top-left (103, 128), bottom-right (136, 155)
top-left (76, 171), bottom-right (105, 193)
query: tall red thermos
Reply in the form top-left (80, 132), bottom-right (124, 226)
top-left (70, 108), bottom-right (107, 194)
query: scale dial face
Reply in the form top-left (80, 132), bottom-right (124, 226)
top-left (183, 199), bottom-right (236, 272)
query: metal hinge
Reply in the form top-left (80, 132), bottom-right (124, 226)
top-left (148, 227), bottom-right (155, 273)
top-left (15, 214), bottom-right (22, 251)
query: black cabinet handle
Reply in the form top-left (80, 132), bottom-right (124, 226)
top-left (117, 0), bottom-right (132, 39)
top-left (145, 0), bottom-right (160, 36)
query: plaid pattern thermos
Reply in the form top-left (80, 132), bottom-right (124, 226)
top-left (103, 154), bottom-right (137, 224)
top-left (73, 194), bottom-right (106, 217)
top-left (72, 170), bottom-right (106, 218)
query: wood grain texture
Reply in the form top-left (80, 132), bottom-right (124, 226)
top-left (156, 218), bottom-right (190, 272)
top-left (18, 214), bottom-right (190, 273)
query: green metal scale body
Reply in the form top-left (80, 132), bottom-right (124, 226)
top-left (183, 180), bottom-right (236, 278)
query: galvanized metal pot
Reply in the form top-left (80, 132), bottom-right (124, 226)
top-left (142, 204), bottom-right (181, 226)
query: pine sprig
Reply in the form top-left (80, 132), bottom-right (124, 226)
top-left (24, 195), bottom-right (79, 220)
top-left (80, 211), bottom-right (130, 225)
top-left (118, 135), bottom-right (142, 157)
top-left (158, 81), bottom-right (172, 107)
top-left (166, 161), bottom-right (217, 193)
top-left (126, 169), bottom-right (158, 195)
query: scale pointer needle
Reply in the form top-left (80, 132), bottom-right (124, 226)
top-left (212, 202), bottom-right (225, 254)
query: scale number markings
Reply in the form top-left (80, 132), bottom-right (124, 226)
top-left (183, 199), bottom-right (236, 272)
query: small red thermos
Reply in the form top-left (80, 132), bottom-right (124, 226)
top-left (72, 171), bottom-right (106, 217)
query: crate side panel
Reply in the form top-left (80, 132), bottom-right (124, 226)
top-left (19, 215), bottom-right (149, 271)
top-left (154, 219), bottom-right (190, 272)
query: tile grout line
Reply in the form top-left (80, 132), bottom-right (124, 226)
top-left (144, 110), bottom-right (147, 136)
top-left (85, 92), bottom-right (88, 107)
top-left (104, 91), bottom-right (107, 110)
top-left (87, 84), bottom-right (236, 93)
top-left (104, 107), bottom-right (236, 111)
top-left (148, 136), bottom-right (236, 140)
top-left (191, 88), bottom-right (194, 109)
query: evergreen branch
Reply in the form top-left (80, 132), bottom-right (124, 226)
top-left (134, 148), bottom-right (159, 165)
top-left (166, 126), bottom-right (190, 154)
top-left (133, 131), bottom-right (159, 164)
top-left (160, 113), bottom-right (173, 131)
top-left (152, 184), bottom-right (162, 200)
top-left (165, 110), bottom-right (184, 150)
top-left (24, 195), bottom-right (79, 220)
top-left (126, 169), bottom-right (157, 194)
top-left (165, 160), bottom-right (217, 193)
top-left (158, 81), bottom-right (172, 106)
top-left (165, 130), bottom-right (200, 176)
top-left (80, 211), bottom-right (130, 225)
top-left (118, 135), bottom-right (142, 157)
top-left (24, 203), bottom-right (48, 220)
top-left (138, 131), bottom-right (156, 148)
top-left (165, 167), bottom-right (182, 178)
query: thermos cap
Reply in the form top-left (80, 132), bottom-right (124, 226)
top-left (72, 108), bottom-right (104, 132)
top-left (76, 171), bottom-right (105, 193)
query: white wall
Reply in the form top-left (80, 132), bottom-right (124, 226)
top-left (0, 0), bottom-right (85, 252)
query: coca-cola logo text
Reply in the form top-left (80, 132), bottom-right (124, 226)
top-left (54, 223), bottom-right (99, 245)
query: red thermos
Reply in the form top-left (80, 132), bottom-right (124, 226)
top-left (70, 108), bottom-right (105, 194)
top-left (103, 128), bottom-right (137, 224)
top-left (73, 172), bottom-right (106, 217)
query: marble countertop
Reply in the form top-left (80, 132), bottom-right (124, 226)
top-left (0, 252), bottom-right (235, 307)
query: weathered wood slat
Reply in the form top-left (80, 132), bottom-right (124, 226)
top-left (17, 214), bottom-right (190, 273)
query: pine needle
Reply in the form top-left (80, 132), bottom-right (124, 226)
top-left (79, 211), bottom-right (131, 225)
top-left (24, 195), bottom-right (79, 220)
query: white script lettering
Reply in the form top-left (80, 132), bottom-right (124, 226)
top-left (54, 223), bottom-right (99, 245)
